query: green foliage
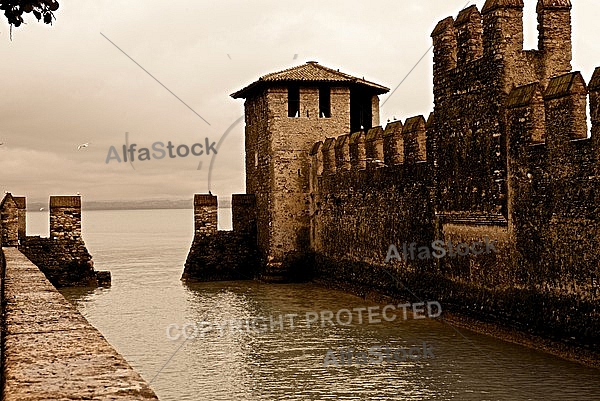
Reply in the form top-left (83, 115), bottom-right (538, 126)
top-left (1, 0), bottom-right (59, 27)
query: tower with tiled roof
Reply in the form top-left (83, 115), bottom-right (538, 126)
top-left (231, 61), bottom-right (389, 277)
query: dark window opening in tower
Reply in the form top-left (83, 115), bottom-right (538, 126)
top-left (288, 86), bottom-right (300, 117)
top-left (319, 87), bottom-right (331, 118)
top-left (350, 87), bottom-right (373, 132)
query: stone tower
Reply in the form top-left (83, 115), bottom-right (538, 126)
top-left (537, 0), bottom-right (573, 84)
top-left (231, 61), bottom-right (389, 275)
top-left (429, 0), bottom-right (576, 220)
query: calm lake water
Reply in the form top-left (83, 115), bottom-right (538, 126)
top-left (27, 209), bottom-right (600, 400)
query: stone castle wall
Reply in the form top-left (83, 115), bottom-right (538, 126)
top-left (267, 86), bottom-right (351, 263)
top-left (506, 71), bottom-right (600, 300)
top-left (183, 194), bottom-right (260, 282)
top-left (429, 1), bottom-right (572, 217)
top-left (14, 197), bottom-right (26, 242)
top-left (183, 0), bottom-right (599, 347)
top-left (243, 90), bottom-right (272, 266)
top-left (19, 237), bottom-right (98, 287)
top-left (307, 1), bottom-right (600, 347)
top-left (309, 123), bottom-right (433, 268)
top-left (5, 195), bottom-right (112, 288)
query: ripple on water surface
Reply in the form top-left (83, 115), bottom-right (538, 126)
top-left (54, 210), bottom-right (600, 401)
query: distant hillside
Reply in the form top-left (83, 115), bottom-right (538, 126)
top-left (28, 198), bottom-right (232, 211)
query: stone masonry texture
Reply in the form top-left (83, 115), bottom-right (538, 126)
top-left (183, 194), bottom-right (260, 282)
top-left (19, 236), bottom-right (98, 287)
top-left (16, 195), bottom-right (110, 287)
top-left (308, 0), bottom-right (599, 348)
top-left (230, 62), bottom-right (388, 277)
top-left (0, 193), bottom-right (20, 247)
top-left (1, 247), bottom-right (158, 400)
top-left (185, 0), bottom-right (599, 349)
top-left (0, 193), bottom-right (110, 287)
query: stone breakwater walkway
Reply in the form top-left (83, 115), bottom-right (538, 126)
top-left (1, 247), bottom-right (159, 400)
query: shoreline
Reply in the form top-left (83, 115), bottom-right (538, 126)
top-left (439, 311), bottom-right (600, 370)
top-left (312, 280), bottom-right (600, 370)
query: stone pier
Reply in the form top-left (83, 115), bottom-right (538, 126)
top-left (1, 247), bottom-right (158, 400)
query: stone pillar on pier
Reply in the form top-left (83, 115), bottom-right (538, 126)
top-left (194, 194), bottom-right (218, 236)
top-left (1, 193), bottom-right (23, 246)
top-left (14, 197), bottom-right (26, 243)
top-left (50, 196), bottom-right (82, 241)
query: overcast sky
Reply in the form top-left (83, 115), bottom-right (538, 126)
top-left (0, 0), bottom-right (598, 204)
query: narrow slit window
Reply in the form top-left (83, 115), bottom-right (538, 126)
top-left (288, 86), bottom-right (300, 118)
top-left (319, 87), bottom-right (331, 118)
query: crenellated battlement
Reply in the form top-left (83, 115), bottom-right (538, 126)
top-left (402, 116), bottom-right (427, 164)
top-left (454, 5), bottom-right (483, 65)
top-left (382, 120), bottom-right (404, 165)
top-left (349, 130), bottom-right (367, 170)
top-left (507, 70), bottom-right (600, 182)
top-left (312, 69), bottom-right (599, 191)
top-left (589, 69), bottom-right (600, 179)
top-left (184, 0), bottom-right (600, 349)
top-left (183, 194), bottom-right (260, 282)
top-left (365, 126), bottom-right (385, 169)
top-left (0, 194), bottom-right (111, 287)
top-left (310, 115), bottom-right (430, 178)
top-left (432, 0), bottom-right (572, 91)
top-left (507, 70), bottom-right (595, 143)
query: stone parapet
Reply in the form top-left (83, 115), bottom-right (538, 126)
top-left (1, 247), bottom-right (158, 400)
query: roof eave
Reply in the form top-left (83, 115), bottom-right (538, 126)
top-left (231, 80), bottom-right (389, 99)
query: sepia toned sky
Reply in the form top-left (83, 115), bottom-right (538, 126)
top-left (0, 0), bottom-right (598, 204)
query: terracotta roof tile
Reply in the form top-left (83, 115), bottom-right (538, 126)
top-left (231, 62), bottom-right (389, 98)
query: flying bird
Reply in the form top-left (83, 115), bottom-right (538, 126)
top-left (77, 142), bottom-right (90, 150)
